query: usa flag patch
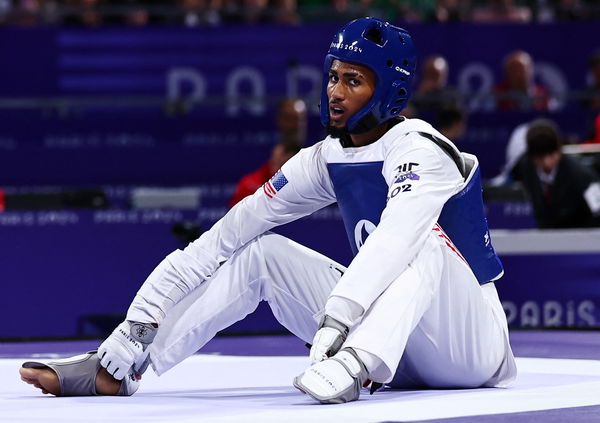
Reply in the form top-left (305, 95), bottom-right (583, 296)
top-left (264, 171), bottom-right (289, 198)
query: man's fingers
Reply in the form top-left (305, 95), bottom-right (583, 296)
top-left (112, 368), bottom-right (125, 381)
top-left (309, 346), bottom-right (321, 363)
top-left (99, 354), bottom-right (108, 369)
top-left (309, 346), bottom-right (327, 364)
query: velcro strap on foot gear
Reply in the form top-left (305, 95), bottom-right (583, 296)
top-left (332, 348), bottom-right (368, 382)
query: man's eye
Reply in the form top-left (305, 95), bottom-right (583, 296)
top-left (329, 74), bottom-right (338, 82)
top-left (349, 79), bottom-right (360, 86)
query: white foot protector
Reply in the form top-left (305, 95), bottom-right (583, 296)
top-left (293, 348), bottom-right (368, 404)
top-left (22, 351), bottom-right (140, 396)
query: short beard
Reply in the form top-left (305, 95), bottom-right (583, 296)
top-left (326, 125), bottom-right (353, 147)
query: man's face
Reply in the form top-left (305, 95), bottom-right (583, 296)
top-left (533, 151), bottom-right (561, 174)
top-left (505, 54), bottom-right (533, 92)
top-left (421, 56), bottom-right (448, 91)
top-left (277, 100), bottom-right (306, 134)
top-left (327, 59), bottom-right (377, 129)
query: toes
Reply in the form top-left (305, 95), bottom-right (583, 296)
top-left (20, 367), bottom-right (61, 396)
top-left (19, 368), bottom-right (39, 384)
top-left (38, 371), bottom-right (61, 395)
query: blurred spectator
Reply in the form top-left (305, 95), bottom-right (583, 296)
top-left (398, 0), bottom-right (436, 21)
top-left (2, 0), bottom-right (600, 25)
top-left (10, 0), bottom-right (43, 26)
top-left (581, 50), bottom-right (600, 143)
top-left (229, 140), bottom-right (301, 206)
top-left (514, 118), bottom-right (600, 228)
top-left (298, 0), bottom-right (394, 23)
top-left (494, 50), bottom-right (556, 112)
top-left (229, 97), bottom-right (306, 206)
top-left (411, 55), bottom-right (462, 113)
top-left (176, 0), bottom-right (222, 26)
top-left (434, 0), bottom-right (468, 22)
top-left (583, 113), bottom-right (600, 144)
top-left (399, 103), bottom-right (418, 119)
top-left (277, 0), bottom-right (300, 24)
top-left (0, 0), bottom-right (11, 23)
top-left (472, 0), bottom-right (532, 23)
top-left (582, 49), bottom-right (600, 111)
top-left (300, 0), bottom-right (362, 22)
top-left (552, 0), bottom-right (590, 21)
top-left (490, 121), bottom-right (530, 186)
top-left (122, 1), bottom-right (150, 26)
top-left (436, 105), bottom-right (467, 141)
top-left (221, 0), bottom-right (299, 24)
top-left (276, 97), bottom-right (307, 146)
top-left (243, 0), bottom-right (270, 23)
top-left (63, 0), bottom-right (104, 26)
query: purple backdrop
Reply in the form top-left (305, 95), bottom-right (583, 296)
top-left (1, 23), bottom-right (599, 337)
top-left (0, 23), bottom-right (599, 185)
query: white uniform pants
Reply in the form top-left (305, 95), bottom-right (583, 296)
top-left (148, 231), bottom-right (516, 388)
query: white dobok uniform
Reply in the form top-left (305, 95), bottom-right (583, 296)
top-left (126, 118), bottom-right (517, 388)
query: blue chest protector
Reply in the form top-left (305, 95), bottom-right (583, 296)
top-left (327, 147), bottom-right (503, 285)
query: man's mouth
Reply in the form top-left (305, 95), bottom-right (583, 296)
top-left (329, 104), bottom-right (345, 120)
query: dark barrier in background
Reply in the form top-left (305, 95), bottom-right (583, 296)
top-left (0, 23), bottom-right (598, 185)
top-left (2, 208), bottom-right (599, 338)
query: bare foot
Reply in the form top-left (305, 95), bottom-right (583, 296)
top-left (19, 366), bottom-right (125, 396)
top-left (20, 367), bottom-right (60, 395)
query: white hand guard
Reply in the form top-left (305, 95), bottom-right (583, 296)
top-left (98, 321), bottom-right (157, 381)
top-left (309, 315), bottom-right (349, 364)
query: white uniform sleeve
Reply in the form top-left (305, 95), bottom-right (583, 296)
top-left (325, 135), bottom-right (464, 325)
top-left (127, 143), bottom-right (336, 324)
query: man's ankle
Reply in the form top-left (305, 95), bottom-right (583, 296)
top-left (96, 368), bottom-right (122, 395)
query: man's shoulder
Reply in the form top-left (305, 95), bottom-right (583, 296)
top-left (382, 118), bottom-right (455, 154)
top-left (283, 139), bottom-right (333, 173)
top-left (298, 139), bottom-right (330, 162)
top-left (560, 155), bottom-right (598, 182)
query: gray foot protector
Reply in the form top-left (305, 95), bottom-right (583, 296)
top-left (293, 348), bottom-right (368, 404)
top-left (22, 350), bottom-right (139, 396)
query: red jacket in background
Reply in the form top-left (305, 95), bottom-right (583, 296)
top-left (228, 162), bottom-right (273, 207)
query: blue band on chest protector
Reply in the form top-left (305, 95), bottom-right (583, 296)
top-left (438, 165), bottom-right (504, 283)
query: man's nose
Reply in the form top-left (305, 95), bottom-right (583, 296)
top-left (329, 83), bottom-right (345, 101)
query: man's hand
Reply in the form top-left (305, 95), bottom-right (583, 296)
top-left (309, 315), bottom-right (349, 364)
top-left (98, 321), bottom-right (157, 380)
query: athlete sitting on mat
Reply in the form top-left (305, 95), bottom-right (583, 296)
top-left (20, 17), bottom-right (517, 404)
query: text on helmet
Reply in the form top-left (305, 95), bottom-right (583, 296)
top-left (330, 42), bottom-right (363, 53)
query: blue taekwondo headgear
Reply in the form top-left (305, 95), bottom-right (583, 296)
top-left (320, 17), bottom-right (417, 134)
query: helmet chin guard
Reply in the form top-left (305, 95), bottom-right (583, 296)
top-left (320, 17), bottom-right (416, 134)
